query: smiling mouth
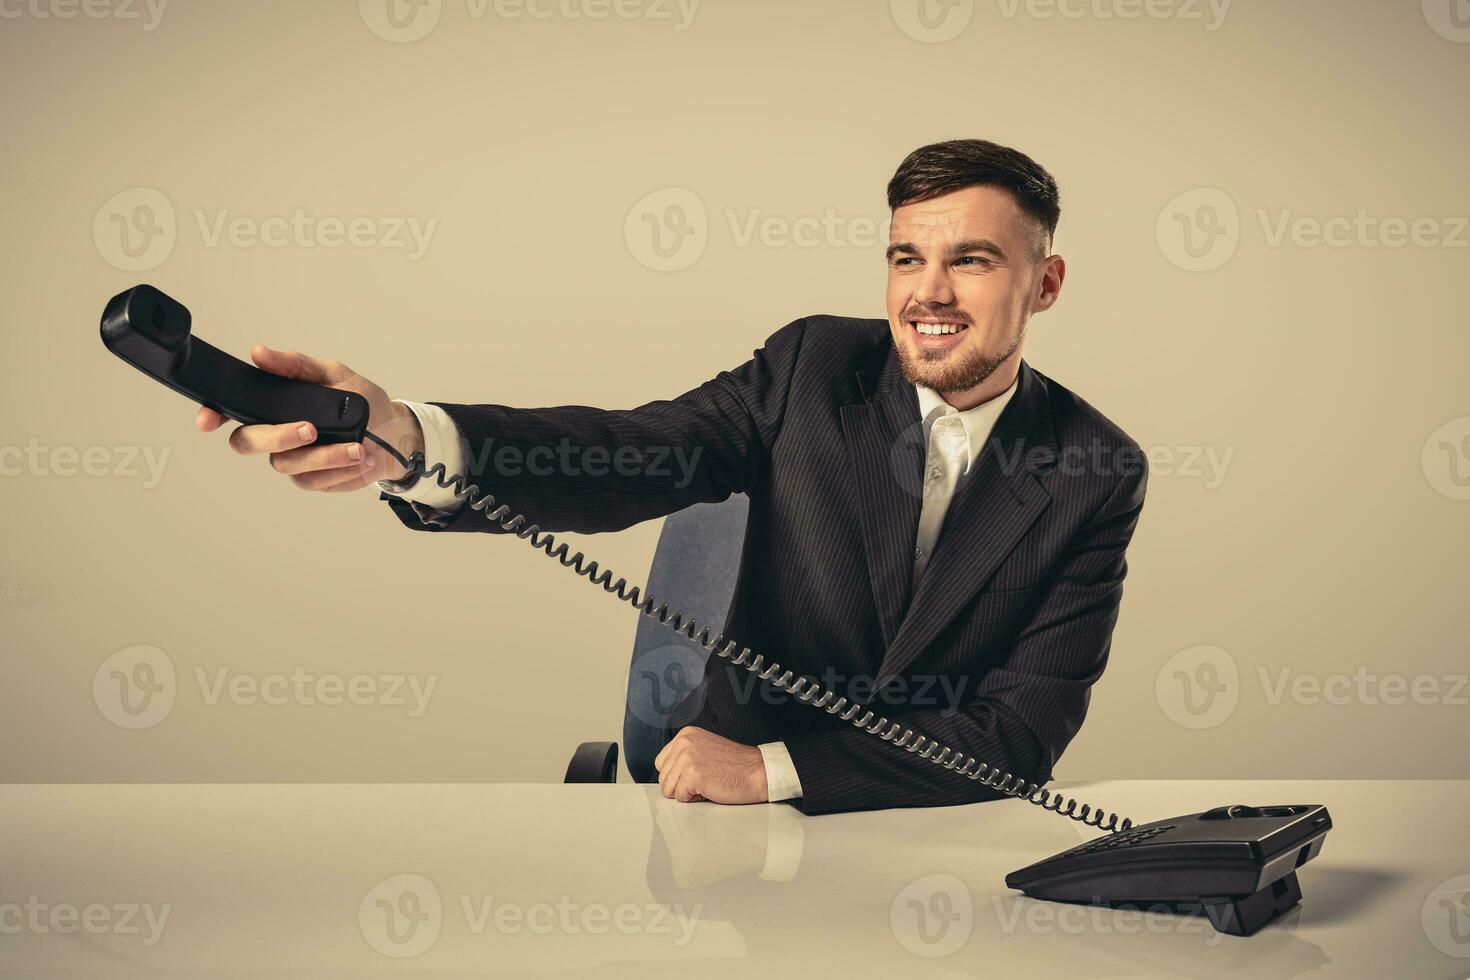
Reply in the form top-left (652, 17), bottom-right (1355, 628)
top-left (909, 320), bottom-right (969, 336)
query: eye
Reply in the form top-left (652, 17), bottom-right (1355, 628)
top-left (890, 256), bottom-right (920, 268)
top-left (956, 256), bottom-right (993, 268)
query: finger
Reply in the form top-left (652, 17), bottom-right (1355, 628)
top-left (289, 461), bottom-right (376, 492)
top-left (196, 405), bottom-right (227, 432)
top-left (658, 760), bottom-right (677, 799)
top-left (674, 768), bottom-right (701, 803)
top-left (654, 728), bottom-right (688, 772)
top-left (250, 345), bottom-right (349, 385)
top-left (269, 442), bottom-right (364, 477)
top-left (322, 469), bottom-right (389, 493)
top-left (655, 743), bottom-right (687, 776)
top-left (229, 421), bottom-right (318, 456)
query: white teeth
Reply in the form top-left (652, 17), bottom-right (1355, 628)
top-left (913, 322), bottom-right (964, 336)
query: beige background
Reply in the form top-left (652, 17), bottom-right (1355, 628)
top-left (0, 0), bottom-right (1466, 783)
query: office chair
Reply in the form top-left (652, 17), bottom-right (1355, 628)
top-left (563, 493), bottom-right (751, 784)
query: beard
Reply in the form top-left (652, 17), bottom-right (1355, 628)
top-left (895, 323), bottom-right (1026, 394)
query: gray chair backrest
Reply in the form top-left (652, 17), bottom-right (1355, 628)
top-left (622, 493), bottom-right (750, 783)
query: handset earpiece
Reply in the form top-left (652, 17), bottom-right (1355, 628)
top-left (101, 284), bottom-right (370, 444)
top-left (101, 283), bottom-right (193, 375)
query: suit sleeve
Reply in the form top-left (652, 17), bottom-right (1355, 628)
top-left (380, 317), bottom-right (808, 534)
top-left (781, 462), bottom-right (1148, 815)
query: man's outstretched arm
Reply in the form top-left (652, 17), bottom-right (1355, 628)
top-left (196, 318), bottom-right (808, 534)
top-left (378, 317), bottom-right (810, 535)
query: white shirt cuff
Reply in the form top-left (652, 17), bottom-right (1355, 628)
top-left (379, 400), bottom-right (468, 513)
top-left (757, 741), bottom-right (804, 802)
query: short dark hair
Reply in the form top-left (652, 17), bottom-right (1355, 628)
top-left (886, 139), bottom-right (1060, 260)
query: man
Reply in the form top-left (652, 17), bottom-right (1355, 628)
top-left (199, 139), bottom-right (1148, 816)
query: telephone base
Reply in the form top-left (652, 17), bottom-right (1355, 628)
top-left (1201, 871), bottom-right (1302, 937)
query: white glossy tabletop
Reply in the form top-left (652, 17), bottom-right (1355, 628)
top-left (1, 780), bottom-right (1467, 978)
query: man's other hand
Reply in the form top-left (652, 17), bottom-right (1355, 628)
top-left (654, 726), bottom-right (768, 804)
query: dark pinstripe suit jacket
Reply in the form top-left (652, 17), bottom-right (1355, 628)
top-left (382, 316), bottom-right (1148, 815)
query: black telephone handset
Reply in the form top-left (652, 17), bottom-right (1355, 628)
top-left (100, 284), bottom-right (1333, 938)
top-left (100, 284), bottom-right (371, 443)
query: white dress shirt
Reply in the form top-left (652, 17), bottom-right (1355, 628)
top-left (382, 377), bottom-right (1019, 801)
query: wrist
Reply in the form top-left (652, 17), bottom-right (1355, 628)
top-left (374, 399), bottom-right (426, 487)
top-left (748, 746), bottom-right (769, 802)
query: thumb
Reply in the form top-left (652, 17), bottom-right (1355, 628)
top-left (251, 345), bottom-right (349, 385)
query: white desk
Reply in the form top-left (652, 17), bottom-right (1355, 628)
top-left (1, 780), bottom-right (1466, 978)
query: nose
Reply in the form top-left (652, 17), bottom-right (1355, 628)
top-left (912, 261), bottom-right (955, 309)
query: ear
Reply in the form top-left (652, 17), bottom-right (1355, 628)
top-left (1031, 255), bottom-right (1065, 314)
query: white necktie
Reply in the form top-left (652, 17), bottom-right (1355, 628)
top-left (911, 409), bottom-right (969, 589)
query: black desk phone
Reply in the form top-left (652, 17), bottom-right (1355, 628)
top-left (100, 284), bottom-right (1333, 938)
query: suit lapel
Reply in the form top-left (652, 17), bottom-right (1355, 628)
top-left (874, 359), bottom-right (1058, 686)
top-left (840, 346), bottom-right (923, 648)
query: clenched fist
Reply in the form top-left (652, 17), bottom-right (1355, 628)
top-left (654, 726), bottom-right (768, 804)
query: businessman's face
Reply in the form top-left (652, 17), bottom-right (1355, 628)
top-left (886, 184), bottom-right (1063, 404)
